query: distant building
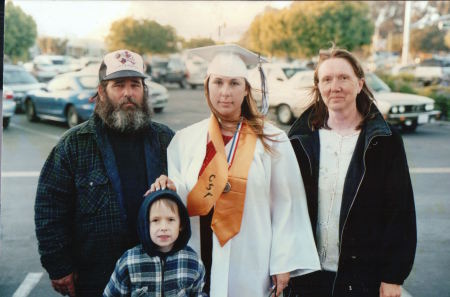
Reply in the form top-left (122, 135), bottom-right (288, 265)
top-left (66, 38), bottom-right (106, 58)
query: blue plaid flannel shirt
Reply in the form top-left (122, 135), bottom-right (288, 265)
top-left (103, 245), bottom-right (206, 297)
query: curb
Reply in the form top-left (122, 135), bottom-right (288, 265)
top-left (435, 120), bottom-right (450, 126)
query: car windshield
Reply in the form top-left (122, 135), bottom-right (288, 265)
top-left (366, 73), bottom-right (391, 92)
top-left (282, 67), bottom-right (306, 79)
top-left (4, 69), bottom-right (39, 84)
top-left (154, 61), bottom-right (168, 68)
top-left (77, 75), bottom-right (98, 89)
top-left (420, 59), bottom-right (443, 67)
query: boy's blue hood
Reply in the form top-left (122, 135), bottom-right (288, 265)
top-left (137, 189), bottom-right (191, 257)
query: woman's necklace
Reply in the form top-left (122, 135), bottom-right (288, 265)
top-left (222, 117), bottom-right (243, 193)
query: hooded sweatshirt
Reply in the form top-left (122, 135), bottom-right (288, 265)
top-left (103, 189), bottom-right (206, 297)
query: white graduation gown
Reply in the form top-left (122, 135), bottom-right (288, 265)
top-left (168, 118), bottom-right (320, 297)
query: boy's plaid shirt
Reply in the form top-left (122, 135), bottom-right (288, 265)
top-left (103, 245), bottom-right (206, 297)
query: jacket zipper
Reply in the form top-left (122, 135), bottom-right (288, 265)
top-left (160, 257), bottom-right (166, 297)
top-left (331, 133), bottom-right (390, 296)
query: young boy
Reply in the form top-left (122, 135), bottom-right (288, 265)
top-left (103, 189), bottom-right (206, 296)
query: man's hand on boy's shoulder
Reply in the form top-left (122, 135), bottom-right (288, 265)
top-left (51, 272), bottom-right (78, 297)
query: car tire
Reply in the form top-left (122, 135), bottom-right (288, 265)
top-left (66, 105), bottom-right (80, 128)
top-left (179, 79), bottom-right (188, 89)
top-left (190, 84), bottom-right (197, 90)
top-left (153, 107), bottom-right (164, 113)
top-left (25, 100), bottom-right (38, 122)
top-left (15, 104), bottom-right (24, 114)
top-left (276, 104), bottom-right (294, 125)
top-left (3, 117), bottom-right (10, 129)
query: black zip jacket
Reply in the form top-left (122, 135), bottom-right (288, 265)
top-left (288, 105), bottom-right (417, 297)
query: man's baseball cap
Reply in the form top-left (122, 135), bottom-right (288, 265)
top-left (98, 49), bottom-right (146, 81)
top-left (90, 49), bottom-right (146, 102)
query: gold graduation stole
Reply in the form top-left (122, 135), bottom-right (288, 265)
top-left (187, 115), bottom-right (257, 246)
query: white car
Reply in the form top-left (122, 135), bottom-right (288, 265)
top-left (413, 57), bottom-right (450, 86)
top-left (2, 88), bottom-right (17, 129)
top-left (248, 63), bottom-right (308, 89)
top-left (145, 78), bottom-right (169, 113)
top-left (185, 57), bottom-right (207, 89)
top-left (269, 71), bottom-right (440, 131)
top-left (366, 73), bottom-right (440, 132)
top-left (267, 70), bottom-right (315, 125)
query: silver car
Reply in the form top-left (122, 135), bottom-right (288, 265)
top-left (2, 88), bottom-right (17, 129)
top-left (4, 64), bottom-right (44, 112)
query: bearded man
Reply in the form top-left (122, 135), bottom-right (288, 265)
top-left (35, 50), bottom-right (174, 297)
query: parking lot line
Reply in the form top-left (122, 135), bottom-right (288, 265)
top-left (410, 167), bottom-right (450, 174)
top-left (2, 171), bottom-right (40, 177)
top-left (12, 272), bottom-right (43, 297)
top-left (10, 123), bottom-right (62, 141)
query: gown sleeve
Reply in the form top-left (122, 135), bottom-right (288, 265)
top-left (268, 130), bottom-right (321, 277)
top-left (167, 132), bottom-right (190, 204)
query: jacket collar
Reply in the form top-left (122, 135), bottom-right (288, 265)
top-left (289, 103), bottom-right (392, 150)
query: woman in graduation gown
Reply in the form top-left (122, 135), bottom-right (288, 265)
top-left (149, 44), bottom-right (320, 297)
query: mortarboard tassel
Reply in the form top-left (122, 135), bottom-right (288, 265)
top-left (258, 54), bottom-right (269, 115)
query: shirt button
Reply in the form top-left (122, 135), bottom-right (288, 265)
top-left (348, 285), bottom-right (352, 291)
top-left (89, 181), bottom-right (94, 186)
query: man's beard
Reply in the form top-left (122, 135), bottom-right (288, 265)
top-left (95, 91), bottom-right (152, 133)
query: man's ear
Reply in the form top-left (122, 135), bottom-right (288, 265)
top-left (97, 85), bottom-right (105, 102)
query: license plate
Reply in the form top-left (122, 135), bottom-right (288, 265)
top-left (418, 114), bottom-right (429, 124)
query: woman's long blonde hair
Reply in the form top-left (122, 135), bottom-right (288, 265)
top-left (204, 76), bottom-right (277, 153)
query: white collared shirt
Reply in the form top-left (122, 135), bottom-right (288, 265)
top-left (317, 128), bottom-right (360, 272)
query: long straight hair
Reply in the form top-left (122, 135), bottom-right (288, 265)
top-left (309, 46), bottom-right (376, 130)
top-left (204, 76), bottom-right (277, 153)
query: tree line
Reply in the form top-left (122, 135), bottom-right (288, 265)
top-left (4, 0), bottom-right (450, 63)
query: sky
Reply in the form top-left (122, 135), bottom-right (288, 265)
top-left (13, 1), bottom-right (293, 43)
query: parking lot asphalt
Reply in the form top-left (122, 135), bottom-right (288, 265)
top-left (1, 87), bottom-right (449, 297)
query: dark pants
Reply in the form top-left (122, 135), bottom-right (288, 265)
top-left (287, 271), bottom-right (336, 297)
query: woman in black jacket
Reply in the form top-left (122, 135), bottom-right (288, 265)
top-left (288, 47), bottom-right (416, 297)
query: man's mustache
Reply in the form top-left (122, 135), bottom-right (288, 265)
top-left (118, 96), bottom-right (139, 108)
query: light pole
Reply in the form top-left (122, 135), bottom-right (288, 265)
top-left (402, 1), bottom-right (412, 65)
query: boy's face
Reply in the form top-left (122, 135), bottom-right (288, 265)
top-left (149, 200), bottom-right (181, 253)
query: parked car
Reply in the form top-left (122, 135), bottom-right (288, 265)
top-left (265, 70), bottom-right (315, 125)
top-left (25, 55), bottom-right (79, 82)
top-left (80, 63), bottom-right (169, 113)
top-left (2, 88), bottom-right (17, 129)
top-left (75, 56), bottom-right (103, 69)
top-left (3, 64), bottom-right (45, 112)
top-left (390, 63), bottom-right (416, 76)
top-left (248, 62), bottom-right (308, 88)
top-left (145, 78), bottom-right (169, 113)
top-left (149, 56), bottom-right (190, 88)
top-left (148, 57), bottom-right (168, 83)
top-left (268, 71), bottom-right (440, 131)
top-left (366, 73), bottom-right (440, 132)
top-left (24, 72), bottom-right (97, 128)
top-left (414, 57), bottom-right (450, 86)
top-left (185, 57), bottom-right (207, 89)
